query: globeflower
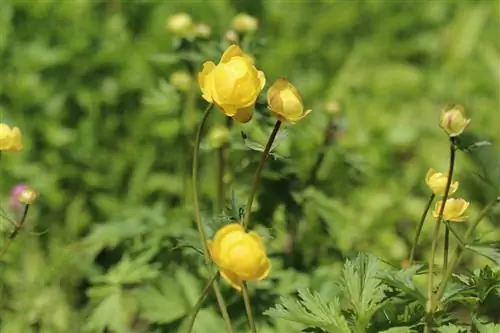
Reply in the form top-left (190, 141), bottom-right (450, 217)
top-left (432, 198), bottom-right (469, 222)
top-left (439, 104), bottom-right (471, 137)
top-left (0, 123), bottom-right (23, 152)
top-left (231, 13), bottom-right (258, 33)
top-left (166, 12), bottom-right (193, 37)
top-left (207, 223), bottom-right (270, 291)
top-left (267, 78), bottom-right (311, 123)
top-left (198, 44), bottom-right (266, 123)
top-left (425, 168), bottom-right (459, 196)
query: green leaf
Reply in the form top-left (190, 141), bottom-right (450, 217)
top-left (378, 265), bottom-right (426, 305)
top-left (264, 289), bottom-right (350, 333)
top-left (436, 324), bottom-right (468, 333)
top-left (465, 241), bottom-right (500, 265)
top-left (85, 291), bottom-right (135, 333)
top-left (473, 317), bottom-right (500, 333)
top-left (379, 327), bottom-right (414, 333)
top-left (455, 132), bottom-right (500, 193)
top-left (341, 253), bottom-right (389, 330)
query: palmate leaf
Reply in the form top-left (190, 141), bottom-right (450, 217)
top-left (240, 129), bottom-right (289, 160)
top-left (340, 253), bottom-right (389, 331)
top-left (465, 241), bottom-right (500, 265)
top-left (264, 289), bottom-right (351, 333)
top-left (378, 265), bottom-right (426, 305)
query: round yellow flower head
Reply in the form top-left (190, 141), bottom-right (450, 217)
top-left (17, 187), bottom-right (39, 205)
top-left (232, 13), bottom-right (258, 33)
top-left (432, 198), bottom-right (469, 222)
top-left (267, 78), bottom-right (312, 123)
top-left (439, 104), bottom-right (471, 137)
top-left (207, 223), bottom-right (270, 291)
top-left (166, 12), bottom-right (193, 37)
top-left (425, 168), bottom-right (459, 196)
top-left (0, 123), bottom-right (23, 152)
top-left (198, 44), bottom-right (266, 123)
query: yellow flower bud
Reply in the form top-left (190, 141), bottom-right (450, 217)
top-left (208, 126), bottom-right (230, 148)
top-left (224, 30), bottom-right (239, 44)
top-left (231, 13), bottom-right (258, 33)
top-left (425, 168), bottom-right (459, 196)
top-left (207, 223), bottom-right (270, 291)
top-left (432, 198), bottom-right (469, 222)
top-left (324, 100), bottom-right (341, 116)
top-left (267, 78), bottom-right (312, 123)
top-left (198, 44), bottom-right (266, 123)
top-left (0, 123), bottom-right (23, 152)
top-left (166, 12), bottom-right (193, 37)
top-left (439, 104), bottom-right (471, 137)
top-left (17, 187), bottom-right (39, 205)
top-left (194, 23), bottom-right (211, 38)
top-left (170, 70), bottom-right (192, 92)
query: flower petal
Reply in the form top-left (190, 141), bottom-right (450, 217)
top-left (220, 44), bottom-right (246, 63)
top-left (232, 106), bottom-right (253, 123)
top-left (255, 257), bottom-right (271, 280)
top-left (198, 61), bottom-right (216, 102)
top-left (212, 223), bottom-right (244, 261)
top-left (220, 268), bottom-right (243, 291)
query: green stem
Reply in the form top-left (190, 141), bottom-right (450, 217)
top-left (434, 197), bottom-right (500, 307)
top-left (184, 271), bottom-right (218, 333)
top-left (242, 120), bottom-right (282, 230)
top-left (216, 139), bottom-right (227, 214)
top-left (0, 205), bottom-right (30, 261)
top-left (409, 194), bottom-right (435, 265)
top-left (425, 142), bottom-right (456, 331)
top-left (242, 283), bottom-right (257, 333)
top-left (443, 221), bottom-right (467, 250)
top-left (443, 227), bottom-right (449, 274)
top-left (192, 104), bottom-right (234, 333)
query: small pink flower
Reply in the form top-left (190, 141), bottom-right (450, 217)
top-left (10, 184), bottom-right (26, 210)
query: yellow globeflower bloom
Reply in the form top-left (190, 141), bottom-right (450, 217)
top-left (432, 198), bottom-right (469, 222)
top-left (439, 104), bottom-right (471, 137)
top-left (17, 187), bottom-right (39, 205)
top-left (166, 12), bottom-right (193, 37)
top-left (0, 123), bottom-right (23, 152)
top-left (425, 168), bottom-right (459, 196)
top-left (267, 78), bottom-right (312, 123)
top-left (207, 223), bottom-right (270, 291)
top-left (198, 44), bottom-right (266, 123)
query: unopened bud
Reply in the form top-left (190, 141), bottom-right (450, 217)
top-left (439, 104), bottom-right (471, 137)
top-left (166, 13), bottom-right (193, 37)
top-left (17, 187), bottom-right (39, 205)
top-left (324, 100), bottom-right (341, 116)
top-left (170, 70), bottom-right (192, 92)
top-left (224, 30), bottom-right (239, 43)
top-left (194, 23), bottom-right (211, 38)
top-left (232, 13), bottom-right (258, 33)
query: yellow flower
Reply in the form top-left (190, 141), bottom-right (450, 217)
top-left (170, 70), bottom-right (192, 92)
top-left (166, 12), bottom-right (193, 37)
top-left (432, 198), bottom-right (469, 222)
top-left (0, 123), bottom-right (23, 152)
top-left (198, 44), bottom-right (266, 123)
top-left (17, 187), bottom-right (39, 205)
top-left (439, 104), bottom-right (471, 137)
top-left (232, 13), bottom-right (258, 33)
top-left (425, 168), bottom-right (459, 196)
top-left (267, 78), bottom-right (312, 123)
top-left (194, 23), bottom-right (211, 38)
top-left (207, 223), bottom-right (270, 291)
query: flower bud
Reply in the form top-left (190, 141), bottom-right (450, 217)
top-left (432, 198), bottom-right (469, 222)
top-left (425, 168), bottom-right (459, 196)
top-left (207, 223), bottom-right (270, 291)
top-left (170, 70), bottom-right (192, 92)
top-left (439, 104), bottom-right (471, 137)
top-left (208, 126), bottom-right (230, 149)
top-left (324, 100), bottom-right (341, 116)
top-left (17, 187), bottom-right (39, 205)
top-left (166, 12), bottom-right (193, 37)
top-left (194, 23), bottom-right (211, 38)
top-left (224, 30), bottom-right (239, 43)
top-left (0, 123), bottom-right (23, 152)
top-left (267, 78), bottom-right (312, 123)
top-left (231, 13), bottom-right (258, 33)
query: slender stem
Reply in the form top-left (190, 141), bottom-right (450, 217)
top-left (444, 221), bottom-right (467, 250)
top-left (443, 227), bottom-right (450, 273)
top-left (216, 142), bottom-right (227, 214)
top-left (425, 142), bottom-right (456, 331)
top-left (242, 120), bottom-right (282, 230)
top-left (434, 197), bottom-right (500, 306)
top-left (185, 271), bottom-right (218, 333)
top-left (192, 103), bottom-right (234, 333)
top-left (242, 283), bottom-right (257, 333)
top-left (0, 205), bottom-right (30, 261)
top-left (409, 194), bottom-right (435, 265)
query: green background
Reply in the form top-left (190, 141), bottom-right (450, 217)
top-left (0, 0), bottom-right (499, 332)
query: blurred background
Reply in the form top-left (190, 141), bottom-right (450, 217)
top-left (0, 0), bottom-right (499, 332)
